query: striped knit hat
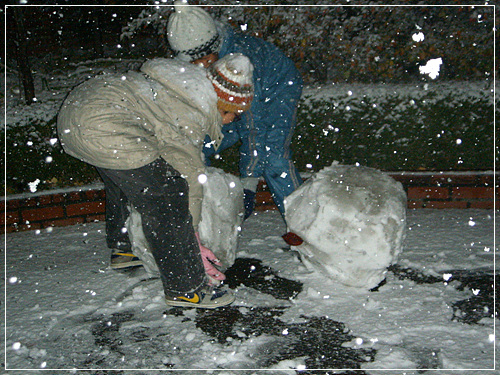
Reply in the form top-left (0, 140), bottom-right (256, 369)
top-left (207, 53), bottom-right (254, 113)
top-left (167, 1), bottom-right (221, 62)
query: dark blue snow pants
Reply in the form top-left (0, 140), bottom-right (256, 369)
top-left (96, 159), bottom-right (206, 297)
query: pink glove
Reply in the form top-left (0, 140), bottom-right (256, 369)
top-left (195, 232), bottom-right (226, 282)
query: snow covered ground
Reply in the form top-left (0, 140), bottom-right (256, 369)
top-left (2, 208), bottom-right (498, 374)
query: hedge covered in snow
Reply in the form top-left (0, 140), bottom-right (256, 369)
top-left (211, 80), bottom-right (496, 175)
top-left (3, 69), bottom-right (496, 195)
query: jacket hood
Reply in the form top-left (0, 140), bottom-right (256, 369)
top-left (141, 58), bottom-right (217, 116)
top-left (141, 58), bottom-right (222, 148)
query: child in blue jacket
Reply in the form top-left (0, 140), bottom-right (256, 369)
top-left (168, 1), bottom-right (303, 219)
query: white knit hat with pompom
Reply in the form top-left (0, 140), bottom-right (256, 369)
top-left (167, 0), bottom-right (221, 62)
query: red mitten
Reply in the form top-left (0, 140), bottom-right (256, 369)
top-left (282, 232), bottom-right (304, 246)
top-left (195, 232), bottom-right (226, 282)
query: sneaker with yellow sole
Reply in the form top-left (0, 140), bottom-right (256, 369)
top-left (110, 250), bottom-right (143, 269)
top-left (165, 286), bottom-right (235, 309)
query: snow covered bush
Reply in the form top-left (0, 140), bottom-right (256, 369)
top-left (2, 115), bottom-right (98, 194)
top-left (293, 81), bottom-right (495, 173)
top-left (121, 2), bottom-right (494, 84)
top-left (4, 78), bottom-right (496, 195)
top-left (284, 162), bottom-right (407, 290)
top-left (4, 5), bottom-right (496, 194)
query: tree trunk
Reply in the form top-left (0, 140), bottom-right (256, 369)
top-left (12, 7), bottom-right (36, 105)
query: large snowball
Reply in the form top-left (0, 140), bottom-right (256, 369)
top-left (126, 207), bottom-right (158, 277)
top-left (285, 163), bottom-right (407, 290)
top-left (126, 167), bottom-right (243, 277)
top-left (198, 167), bottom-right (244, 270)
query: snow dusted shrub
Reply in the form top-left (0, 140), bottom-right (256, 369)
top-left (122, 4), bottom-right (493, 84)
top-left (285, 162), bottom-right (407, 290)
top-left (126, 167), bottom-right (243, 278)
top-left (294, 82), bottom-right (495, 173)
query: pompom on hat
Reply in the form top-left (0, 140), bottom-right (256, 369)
top-left (167, 0), bottom-right (221, 62)
top-left (207, 53), bottom-right (254, 114)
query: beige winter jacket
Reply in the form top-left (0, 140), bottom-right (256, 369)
top-left (57, 58), bottom-right (223, 230)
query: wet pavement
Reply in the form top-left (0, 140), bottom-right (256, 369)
top-left (83, 256), bottom-right (496, 375)
top-left (388, 264), bottom-right (497, 324)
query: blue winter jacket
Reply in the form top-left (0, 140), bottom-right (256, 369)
top-left (207, 24), bottom-right (303, 179)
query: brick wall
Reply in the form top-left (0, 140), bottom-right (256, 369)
top-left (256, 172), bottom-right (498, 211)
top-left (2, 172), bottom-right (498, 234)
top-left (395, 172), bottom-right (498, 209)
top-left (2, 189), bottom-right (106, 234)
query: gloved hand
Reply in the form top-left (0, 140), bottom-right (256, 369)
top-left (242, 177), bottom-right (259, 220)
top-left (195, 232), bottom-right (226, 283)
top-left (243, 189), bottom-right (256, 220)
top-left (282, 232), bottom-right (304, 246)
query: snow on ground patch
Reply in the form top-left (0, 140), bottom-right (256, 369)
top-left (2, 209), bottom-right (498, 373)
